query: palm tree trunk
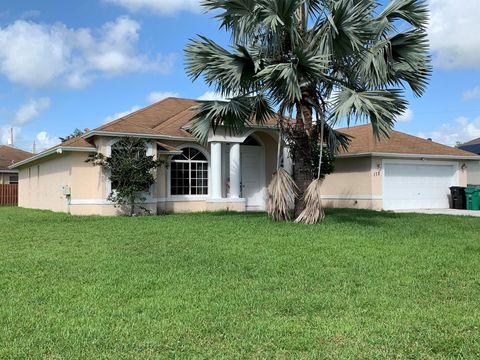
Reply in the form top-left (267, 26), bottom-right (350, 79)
top-left (293, 99), bottom-right (314, 218)
top-left (293, 154), bottom-right (312, 217)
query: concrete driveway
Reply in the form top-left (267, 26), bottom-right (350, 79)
top-left (395, 209), bottom-right (480, 217)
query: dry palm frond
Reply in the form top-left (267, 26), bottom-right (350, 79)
top-left (267, 168), bottom-right (298, 221)
top-left (295, 179), bottom-right (325, 224)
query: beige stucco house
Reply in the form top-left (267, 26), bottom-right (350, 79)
top-left (10, 97), bottom-right (480, 215)
top-left (11, 98), bottom-right (280, 215)
top-left (322, 125), bottom-right (480, 210)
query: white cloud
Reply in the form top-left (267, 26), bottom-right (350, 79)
top-left (463, 86), bottom-right (480, 101)
top-left (147, 91), bottom-right (179, 103)
top-left (104, 105), bottom-right (141, 124)
top-left (197, 91), bottom-right (226, 101)
top-left (14, 98), bottom-right (51, 125)
top-left (396, 108), bottom-right (414, 123)
top-left (36, 131), bottom-right (59, 150)
top-left (104, 0), bottom-right (201, 15)
top-left (0, 16), bottom-right (175, 89)
top-left (429, 0), bottom-right (480, 69)
top-left (418, 116), bottom-right (480, 146)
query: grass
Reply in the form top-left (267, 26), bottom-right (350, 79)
top-left (1, 207), bottom-right (479, 359)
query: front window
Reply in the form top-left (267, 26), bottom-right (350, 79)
top-left (171, 148), bottom-right (208, 196)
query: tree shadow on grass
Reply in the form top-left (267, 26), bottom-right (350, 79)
top-left (200, 208), bottom-right (406, 228)
top-left (324, 208), bottom-right (404, 227)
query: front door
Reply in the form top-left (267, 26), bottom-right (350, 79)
top-left (241, 146), bottom-right (264, 210)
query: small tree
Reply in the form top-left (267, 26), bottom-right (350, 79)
top-left (60, 128), bottom-right (84, 142)
top-left (87, 137), bottom-right (162, 216)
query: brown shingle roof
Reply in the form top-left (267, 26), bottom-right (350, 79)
top-left (338, 124), bottom-right (478, 158)
top-left (59, 136), bottom-right (96, 148)
top-left (95, 97), bottom-right (199, 135)
top-left (93, 97), bottom-right (280, 138)
top-left (0, 145), bottom-right (33, 170)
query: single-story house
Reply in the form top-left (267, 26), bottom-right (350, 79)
top-left (11, 97), bottom-right (280, 215)
top-left (10, 97), bottom-right (480, 215)
top-left (322, 124), bottom-right (480, 210)
top-left (0, 145), bottom-right (32, 185)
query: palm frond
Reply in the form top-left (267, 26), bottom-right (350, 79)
top-left (389, 30), bottom-right (431, 96)
top-left (267, 168), bottom-right (298, 221)
top-left (331, 88), bottom-right (407, 138)
top-left (379, 0), bottom-right (429, 31)
top-left (202, 0), bottom-right (260, 42)
top-left (324, 124), bottom-right (351, 153)
top-left (185, 37), bottom-right (259, 96)
top-left (190, 95), bottom-right (276, 143)
top-left (295, 179), bottom-right (324, 224)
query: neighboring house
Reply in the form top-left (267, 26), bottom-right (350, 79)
top-left (322, 124), bottom-right (480, 210)
top-left (10, 97), bottom-right (280, 215)
top-left (10, 97), bottom-right (480, 215)
top-left (458, 138), bottom-right (480, 185)
top-left (458, 137), bottom-right (480, 155)
top-left (0, 145), bottom-right (32, 185)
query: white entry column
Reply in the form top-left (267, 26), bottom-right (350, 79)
top-left (211, 142), bottom-right (222, 199)
top-left (229, 143), bottom-right (241, 198)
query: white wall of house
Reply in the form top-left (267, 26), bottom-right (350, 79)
top-left (467, 161), bottom-right (480, 185)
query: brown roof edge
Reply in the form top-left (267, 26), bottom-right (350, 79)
top-left (156, 141), bottom-right (182, 153)
top-left (337, 124), bottom-right (480, 158)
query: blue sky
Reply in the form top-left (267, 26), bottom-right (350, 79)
top-left (0, 0), bottom-right (479, 152)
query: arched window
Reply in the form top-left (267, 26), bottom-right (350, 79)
top-left (171, 147), bottom-right (208, 196)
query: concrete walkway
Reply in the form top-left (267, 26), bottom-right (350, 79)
top-left (395, 209), bottom-right (480, 217)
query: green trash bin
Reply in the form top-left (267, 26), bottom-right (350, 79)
top-left (465, 187), bottom-right (480, 210)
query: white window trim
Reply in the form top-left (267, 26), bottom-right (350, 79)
top-left (167, 144), bottom-right (211, 199)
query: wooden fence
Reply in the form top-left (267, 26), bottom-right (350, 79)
top-left (0, 184), bottom-right (18, 206)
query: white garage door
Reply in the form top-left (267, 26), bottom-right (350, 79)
top-left (383, 162), bottom-right (457, 210)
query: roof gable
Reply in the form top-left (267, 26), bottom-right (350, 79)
top-left (338, 124), bottom-right (478, 158)
top-left (95, 97), bottom-right (199, 135)
top-left (92, 97), bottom-right (280, 139)
top-left (0, 145), bottom-right (33, 170)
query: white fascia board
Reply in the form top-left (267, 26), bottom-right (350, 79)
top-left (336, 152), bottom-right (480, 161)
top-left (84, 131), bottom-right (196, 142)
top-left (0, 169), bottom-right (18, 173)
top-left (9, 146), bottom-right (96, 169)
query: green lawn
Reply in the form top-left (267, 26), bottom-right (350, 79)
top-left (1, 207), bottom-right (479, 359)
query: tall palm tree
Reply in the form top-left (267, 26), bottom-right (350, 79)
top-left (185, 0), bottom-right (430, 222)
